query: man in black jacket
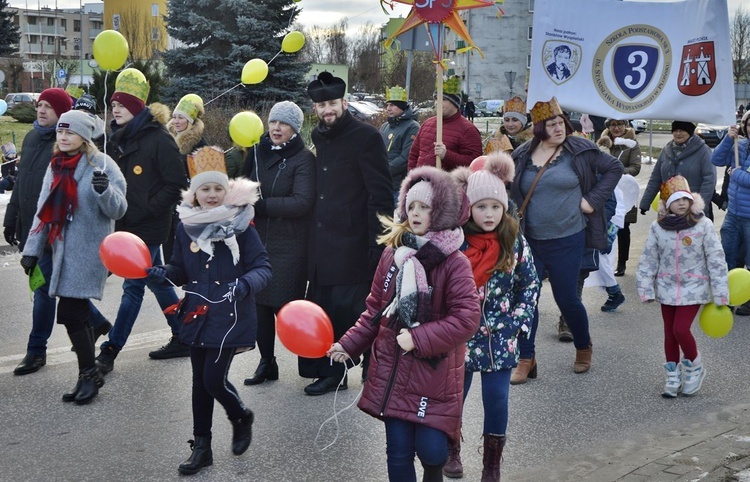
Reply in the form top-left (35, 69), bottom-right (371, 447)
top-left (4, 88), bottom-right (112, 375)
top-left (95, 71), bottom-right (189, 375)
top-left (302, 72), bottom-right (393, 395)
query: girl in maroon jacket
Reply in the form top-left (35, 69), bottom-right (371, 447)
top-left (327, 166), bottom-right (480, 482)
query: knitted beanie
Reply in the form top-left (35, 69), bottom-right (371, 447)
top-left (671, 120), bottom-right (696, 137)
top-left (456, 152), bottom-right (514, 211)
top-left (74, 94), bottom-right (97, 114)
top-left (268, 101), bottom-right (304, 134)
top-left (57, 110), bottom-right (96, 143)
top-left (443, 93), bottom-right (461, 110)
top-left (38, 88), bottom-right (73, 118)
top-left (387, 100), bottom-right (408, 112)
top-left (191, 171), bottom-right (229, 194)
top-left (111, 92), bottom-right (146, 117)
top-left (405, 180), bottom-right (434, 208)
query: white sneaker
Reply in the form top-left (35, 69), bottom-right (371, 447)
top-left (662, 362), bottom-right (681, 398)
top-left (681, 356), bottom-right (706, 396)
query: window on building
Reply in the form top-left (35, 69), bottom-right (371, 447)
top-left (151, 27), bottom-right (159, 41)
top-left (528, 27), bottom-right (533, 40)
top-left (74, 19), bottom-right (80, 32)
top-left (47, 17), bottom-right (54, 26)
top-left (529, 0), bottom-right (534, 12)
top-left (61, 19), bottom-right (66, 29)
top-left (152, 3), bottom-right (159, 16)
top-left (28, 16), bottom-right (37, 25)
top-left (47, 36), bottom-right (55, 45)
top-left (527, 54), bottom-right (531, 69)
top-left (29, 35), bottom-right (38, 44)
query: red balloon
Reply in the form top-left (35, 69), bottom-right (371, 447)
top-left (470, 156), bottom-right (487, 172)
top-left (276, 300), bottom-right (334, 358)
top-left (99, 232), bottom-right (151, 279)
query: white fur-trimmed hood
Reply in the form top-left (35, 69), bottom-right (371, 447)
top-left (181, 176), bottom-right (260, 208)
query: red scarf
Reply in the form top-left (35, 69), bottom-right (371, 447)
top-left (464, 232), bottom-right (500, 288)
top-left (33, 152), bottom-right (83, 244)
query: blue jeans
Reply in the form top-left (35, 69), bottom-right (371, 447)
top-left (463, 369), bottom-right (511, 435)
top-left (102, 245), bottom-right (179, 351)
top-left (384, 417), bottom-right (448, 481)
top-left (520, 230), bottom-right (590, 355)
top-left (720, 212), bottom-right (750, 269)
top-left (27, 250), bottom-right (110, 355)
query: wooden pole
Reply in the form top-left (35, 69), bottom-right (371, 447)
top-left (435, 63), bottom-right (443, 170)
top-left (735, 136), bottom-right (740, 169)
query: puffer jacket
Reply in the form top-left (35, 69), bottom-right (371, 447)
top-left (636, 197), bottom-right (728, 306)
top-left (244, 133), bottom-right (315, 307)
top-left (380, 107), bottom-right (420, 190)
top-left (337, 247), bottom-right (480, 444)
top-left (408, 111), bottom-right (483, 171)
top-left (599, 127), bottom-right (641, 224)
top-left (108, 104), bottom-right (188, 245)
top-left (23, 151), bottom-right (128, 300)
top-left (463, 235), bottom-right (539, 372)
top-left (3, 126), bottom-right (56, 250)
top-left (639, 135), bottom-right (715, 218)
top-left (510, 135), bottom-right (623, 250)
top-left (711, 133), bottom-right (750, 218)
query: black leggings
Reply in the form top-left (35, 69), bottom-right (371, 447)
top-left (617, 223), bottom-right (631, 265)
top-left (191, 347), bottom-right (247, 438)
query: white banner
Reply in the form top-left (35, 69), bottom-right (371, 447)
top-left (528, 0), bottom-right (735, 125)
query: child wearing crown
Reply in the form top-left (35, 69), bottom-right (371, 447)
top-left (146, 146), bottom-right (272, 475)
top-left (636, 175), bottom-right (727, 398)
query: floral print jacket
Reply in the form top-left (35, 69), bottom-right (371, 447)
top-left (463, 234), bottom-right (540, 372)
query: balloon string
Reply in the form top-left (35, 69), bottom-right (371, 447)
top-left (102, 70), bottom-right (110, 160)
top-left (314, 361), bottom-right (364, 452)
top-left (204, 83), bottom-right (243, 106)
top-left (268, 49), bottom-right (282, 65)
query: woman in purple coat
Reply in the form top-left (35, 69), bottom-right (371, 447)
top-left (146, 147), bottom-right (271, 475)
top-left (327, 166), bottom-right (480, 482)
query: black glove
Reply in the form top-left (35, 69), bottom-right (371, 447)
top-left (146, 266), bottom-right (168, 284)
top-left (20, 255), bottom-right (38, 275)
top-left (640, 209), bottom-right (648, 215)
top-left (92, 171), bottom-right (109, 194)
top-left (4, 226), bottom-right (17, 246)
top-left (228, 279), bottom-right (250, 301)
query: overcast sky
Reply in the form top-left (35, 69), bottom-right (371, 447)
top-left (14, 0), bottom-right (746, 34)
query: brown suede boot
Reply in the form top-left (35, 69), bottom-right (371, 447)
top-left (480, 434), bottom-right (506, 482)
top-left (574, 345), bottom-right (593, 373)
top-left (510, 357), bottom-right (536, 385)
top-left (443, 438), bottom-right (463, 478)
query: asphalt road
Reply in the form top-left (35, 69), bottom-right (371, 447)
top-left (1, 161), bottom-right (745, 481)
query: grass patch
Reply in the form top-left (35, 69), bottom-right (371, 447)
top-left (0, 116), bottom-right (33, 150)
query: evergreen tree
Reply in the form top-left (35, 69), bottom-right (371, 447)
top-left (0, 0), bottom-right (21, 57)
top-left (163, 0), bottom-right (310, 111)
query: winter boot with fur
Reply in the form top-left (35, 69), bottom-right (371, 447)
top-left (443, 438), bottom-right (463, 478)
top-left (481, 434), bottom-right (506, 482)
top-left (681, 354), bottom-right (706, 396)
top-left (178, 437), bottom-right (213, 475)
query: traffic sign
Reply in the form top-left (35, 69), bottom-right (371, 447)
top-left (57, 69), bottom-right (66, 79)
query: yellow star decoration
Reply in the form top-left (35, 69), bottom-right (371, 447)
top-left (382, 0), bottom-right (495, 58)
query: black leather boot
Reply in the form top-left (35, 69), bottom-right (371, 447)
top-left (231, 409), bottom-right (254, 455)
top-left (73, 367), bottom-right (104, 405)
top-left (67, 327), bottom-right (104, 404)
top-left (243, 357), bottom-right (278, 385)
top-left (422, 462), bottom-right (445, 482)
top-left (178, 437), bottom-right (213, 475)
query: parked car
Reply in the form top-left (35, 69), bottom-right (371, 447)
top-left (347, 101), bottom-right (380, 121)
top-left (630, 119), bottom-right (647, 133)
top-left (695, 123), bottom-right (730, 148)
top-left (5, 92), bottom-right (40, 109)
top-left (475, 99), bottom-right (504, 117)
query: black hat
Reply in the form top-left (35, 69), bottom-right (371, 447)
top-left (671, 120), bottom-right (696, 137)
top-left (307, 72), bottom-right (346, 103)
top-left (74, 93), bottom-right (97, 114)
top-left (387, 100), bottom-right (409, 112)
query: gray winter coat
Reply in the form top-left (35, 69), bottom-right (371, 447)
top-left (380, 107), bottom-right (420, 191)
top-left (23, 151), bottom-right (128, 300)
top-left (639, 135), bottom-right (715, 217)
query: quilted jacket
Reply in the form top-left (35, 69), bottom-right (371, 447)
top-left (408, 111), bottom-right (483, 171)
top-left (337, 247), bottom-right (480, 443)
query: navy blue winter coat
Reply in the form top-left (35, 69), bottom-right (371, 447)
top-left (168, 224), bottom-right (272, 349)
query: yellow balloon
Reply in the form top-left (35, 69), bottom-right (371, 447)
top-left (282, 31), bottom-right (306, 53)
top-left (699, 303), bottom-right (733, 338)
top-left (93, 30), bottom-right (129, 71)
top-left (651, 193), bottom-right (660, 212)
top-left (728, 268), bottom-right (750, 306)
top-left (229, 111), bottom-right (264, 148)
top-left (241, 59), bottom-right (269, 85)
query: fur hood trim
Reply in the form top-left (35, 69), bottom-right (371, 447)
top-left (149, 102), bottom-right (171, 126)
top-left (181, 177), bottom-right (260, 208)
top-left (657, 193), bottom-right (705, 217)
top-left (169, 118), bottom-right (206, 154)
top-left (397, 166), bottom-right (470, 231)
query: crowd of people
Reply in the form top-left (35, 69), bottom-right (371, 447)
top-left (3, 71), bottom-right (743, 480)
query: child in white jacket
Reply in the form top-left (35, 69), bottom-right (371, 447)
top-left (637, 175), bottom-right (728, 398)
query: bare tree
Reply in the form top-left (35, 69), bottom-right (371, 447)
top-left (731, 6), bottom-right (750, 83)
top-left (298, 24), bottom-right (329, 64)
top-left (299, 20), bottom-right (348, 65)
top-left (384, 50), bottom-right (437, 103)
top-left (118, 3), bottom-right (163, 60)
top-left (1, 58), bottom-right (25, 91)
top-left (349, 22), bottom-right (381, 93)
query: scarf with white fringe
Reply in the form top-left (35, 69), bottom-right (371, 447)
top-left (383, 228), bottom-right (464, 329)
